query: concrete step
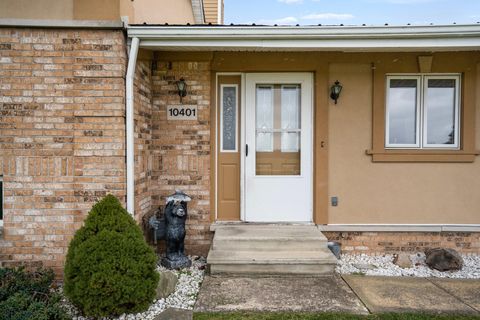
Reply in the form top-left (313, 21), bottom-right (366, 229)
top-left (208, 249), bottom-right (337, 264)
top-left (207, 225), bottom-right (337, 276)
top-left (212, 238), bottom-right (327, 251)
top-left (213, 225), bottom-right (328, 241)
top-left (209, 262), bottom-right (335, 276)
top-left (212, 225), bottom-right (328, 252)
top-left (208, 250), bottom-right (336, 275)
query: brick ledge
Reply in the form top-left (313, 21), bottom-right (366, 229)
top-left (318, 224), bottom-right (480, 232)
top-left (0, 18), bottom-right (124, 29)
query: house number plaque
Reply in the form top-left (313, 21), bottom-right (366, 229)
top-left (167, 105), bottom-right (198, 120)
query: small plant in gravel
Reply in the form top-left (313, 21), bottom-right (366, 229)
top-left (0, 267), bottom-right (69, 320)
top-left (64, 195), bottom-right (159, 318)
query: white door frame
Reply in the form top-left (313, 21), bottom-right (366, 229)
top-left (240, 73), bottom-right (246, 221)
top-left (242, 72), bottom-right (314, 222)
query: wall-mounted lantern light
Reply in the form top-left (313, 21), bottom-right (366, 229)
top-left (176, 78), bottom-right (187, 102)
top-left (330, 80), bottom-right (343, 104)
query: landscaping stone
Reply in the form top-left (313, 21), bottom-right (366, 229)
top-left (352, 263), bottom-right (376, 270)
top-left (337, 253), bottom-right (480, 278)
top-left (410, 252), bottom-right (426, 266)
top-left (426, 248), bottom-right (463, 272)
top-left (393, 253), bottom-right (411, 268)
top-left (156, 271), bottom-right (178, 299)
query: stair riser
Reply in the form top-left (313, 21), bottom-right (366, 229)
top-left (209, 263), bottom-right (335, 276)
top-left (212, 240), bottom-right (327, 252)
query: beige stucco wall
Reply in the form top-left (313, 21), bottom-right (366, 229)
top-left (0, 0), bottom-right (74, 20)
top-left (0, 0), bottom-right (196, 24)
top-left (73, 0), bottom-right (119, 20)
top-left (122, 0), bottom-right (195, 24)
top-left (328, 62), bottom-right (480, 224)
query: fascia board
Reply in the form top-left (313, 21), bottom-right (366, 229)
top-left (127, 25), bottom-right (480, 51)
top-left (128, 24), bottom-right (480, 40)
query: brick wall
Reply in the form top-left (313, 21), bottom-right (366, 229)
top-left (325, 231), bottom-right (480, 255)
top-left (150, 58), bottom-right (213, 255)
top-left (134, 56), bottom-right (153, 222)
top-left (0, 28), bottom-right (127, 274)
top-left (1, 28), bottom-right (478, 273)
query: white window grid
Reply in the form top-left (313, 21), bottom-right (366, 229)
top-left (255, 85), bottom-right (275, 152)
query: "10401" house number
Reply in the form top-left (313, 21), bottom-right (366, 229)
top-left (167, 105), bottom-right (198, 120)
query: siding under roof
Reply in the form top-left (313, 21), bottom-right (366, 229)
top-left (203, 0), bottom-right (221, 24)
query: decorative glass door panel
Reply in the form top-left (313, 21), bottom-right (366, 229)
top-left (255, 85), bottom-right (301, 176)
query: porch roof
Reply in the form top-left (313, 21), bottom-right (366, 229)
top-left (127, 24), bottom-right (480, 52)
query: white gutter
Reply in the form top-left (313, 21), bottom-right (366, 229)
top-left (128, 24), bottom-right (480, 38)
top-left (126, 37), bottom-right (139, 216)
top-left (127, 24), bottom-right (480, 52)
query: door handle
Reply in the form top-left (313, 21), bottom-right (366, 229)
top-left (246, 144), bottom-right (249, 157)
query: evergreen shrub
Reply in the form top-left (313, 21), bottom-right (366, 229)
top-left (0, 267), bottom-right (69, 320)
top-left (64, 195), bottom-right (159, 317)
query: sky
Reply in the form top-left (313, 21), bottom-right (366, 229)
top-left (224, 0), bottom-right (480, 26)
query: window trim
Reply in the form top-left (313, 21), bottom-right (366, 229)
top-left (219, 84), bottom-right (239, 153)
top-left (385, 73), bottom-right (461, 150)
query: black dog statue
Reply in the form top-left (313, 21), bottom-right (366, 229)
top-left (149, 190), bottom-right (192, 269)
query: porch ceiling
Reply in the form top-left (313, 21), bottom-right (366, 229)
top-left (127, 24), bottom-right (480, 52)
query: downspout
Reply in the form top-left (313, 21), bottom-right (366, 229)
top-left (126, 37), bottom-right (139, 216)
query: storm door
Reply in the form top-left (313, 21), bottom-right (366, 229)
top-left (244, 73), bottom-right (313, 222)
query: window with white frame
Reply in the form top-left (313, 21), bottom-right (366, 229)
top-left (386, 74), bottom-right (460, 149)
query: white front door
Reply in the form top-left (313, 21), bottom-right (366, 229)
top-left (245, 73), bottom-right (313, 222)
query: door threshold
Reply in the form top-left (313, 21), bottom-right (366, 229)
top-left (210, 221), bottom-right (315, 232)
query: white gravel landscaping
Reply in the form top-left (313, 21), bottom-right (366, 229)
top-left (337, 253), bottom-right (480, 279)
top-left (62, 256), bottom-right (206, 320)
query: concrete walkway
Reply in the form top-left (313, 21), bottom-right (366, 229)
top-left (344, 275), bottom-right (480, 315)
top-left (195, 275), bottom-right (368, 314)
top-left (194, 275), bottom-right (480, 315)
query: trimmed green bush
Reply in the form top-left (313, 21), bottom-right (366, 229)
top-left (0, 267), bottom-right (69, 320)
top-left (0, 267), bottom-right (54, 301)
top-left (64, 195), bottom-right (159, 317)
